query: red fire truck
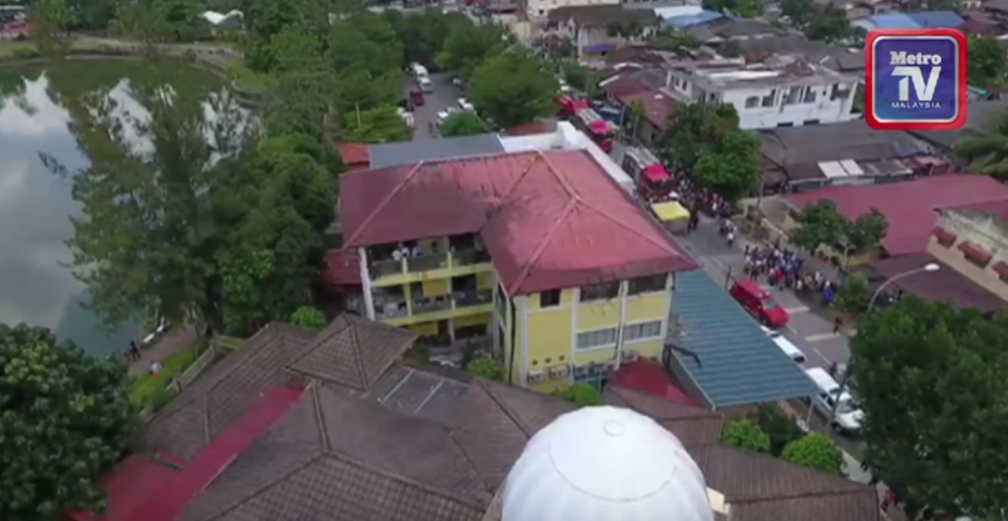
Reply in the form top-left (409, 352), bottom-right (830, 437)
top-left (621, 147), bottom-right (676, 201)
top-left (557, 93), bottom-right (589, 118)
top-left (573, 107), bottom-right (615, 153)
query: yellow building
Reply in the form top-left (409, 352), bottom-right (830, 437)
top-left (339, 149), bottom-right (695, 393)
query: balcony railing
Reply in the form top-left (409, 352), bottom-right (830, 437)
top-left (407, 253), bottom-right (448, 273)
top-left (454, 289), bottom-right (492, 308)
top-left (452, 249), bottom-right (491, 267)
top-left (370, 259), bottom-right (404, 278)
top-left (412, 297), bottom-right (452, 315)
top-left (374, 298), bottom-right (408, 319)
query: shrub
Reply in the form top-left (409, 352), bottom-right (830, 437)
top-left (781, 433), bottom-right (844, 475)
top-left (554, 383), bottom-right (603, 406)
top-left (721, 419), bottom-right (771, 454)
top-left (291, 306), bottom-right (327, 332)
top-left (750, 403), bottom-right (806, 456)
top-left (467, 356), bottom-right (503, 381)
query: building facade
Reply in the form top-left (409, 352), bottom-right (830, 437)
top-left (340, 148), bottom-right (695, 394)
top-left (929, 201), bottom-right (1008, 303)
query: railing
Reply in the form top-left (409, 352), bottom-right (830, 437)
top-left (407, 253), bottom-right (448, 273)
top-left (454, 289), bottom-right (492, 307)
top-left (452, 249), bottom-right (492, 266)
top-left (371, 259), bottom-right (404, 278)
top-left (176, 346), bottom-right (217, 388)
top-left (412, 297), bottom-right (452, 314)
top-left (374, 299), bottom-right (409, 318)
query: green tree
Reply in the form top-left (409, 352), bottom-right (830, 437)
top-left (468, 53), bottom-right (558, 129)
top-left (969, 36), bottom-right (1008, 90)
top-left (291, 306), bottom-right (327, 332)
top-left (721, 418), bottom-right (771, 454)
top-left (0, 323), bottom-right (137, 521)
top-left (268, 24), bottom-right (326, 74)
top-left (789, 200), bottom-right (887, 258)
top-left (440, 111), bottom-right (487, 137)
top-left (805, 8), bottom-right (851, 43)
top-left (657, 102), bottom-right (740, 175)
top-left (704, 0), bottom-right (761, 17)
top-left (385, 9), bottom-right (463, 66)
top-left (468, 357), bottom-right (504, 380)
top-left (850, 297), bottom-right (1008, 519)
top-left (928, 0), bottom-right (962, 11)
top-left (953, 110), bottom-right (1008, 180)
top-left (780, 0), bottom-right (814, 27)
top-left (342, 105), bottom-right (410, 143)
top-left (834, 273), bottom-right (872, 318)
top-left (437, 22), bottom-right (510, 78)
top-left (781, 433), bottom-right (843, 475)
top-left (692, 130), bottom-right (761, 203)
top-left (749, 403), bottom-right (805, 457)
top-left (29, 0), bottom-right (72, 56)
top-left (554, 383), bottom-right (604, 406)
top-left (648, 28), bottom-right (701, 51)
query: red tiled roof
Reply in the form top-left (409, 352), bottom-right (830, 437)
top-left (617, 90), bottom-right (677, 128)
top-left (65, 456), bottom-right (177, 521)
top-left (943, 198), bottom-right (1008, 224)
top-left (324, 249), bottom-right (362, 286)
top-left (340, 150), bottom-right (696, 294)
top-left (601, 74), bottom-right (650, 98)
top-left (132, 386), bottom-right (304, 521)
top-left (931, 226), bottom-right (957, 246)
top-left (505, 121), bottom-right (555, 136)
top-left (609, 359), bottom-right (701, 407)
top-left (338, 143), bottom-right (370, 166)
top-left (994, 261), bottom-right (1008, 279)
top-left (958, 240), bottom-right (993, 266)
top-left (785, 175), bottom-right (1008, 256)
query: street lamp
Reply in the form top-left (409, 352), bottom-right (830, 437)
top-left (822, 262), bottom-right (941, 427)
top-left (866, 262), bottom-right (940, 312)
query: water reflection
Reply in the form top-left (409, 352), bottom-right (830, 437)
top-left (0, 74), bottom-right (148, 355)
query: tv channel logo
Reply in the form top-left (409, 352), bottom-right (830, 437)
top-left (865, 28), bottom-right (968, 131)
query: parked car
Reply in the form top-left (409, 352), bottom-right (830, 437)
top-left (804, 367), bottom-right (864, 435)
top-left (730, 279), bottom-right (790, 328)
top-left (457, 97), bottom-right (475, 111)
top-left (760, 326), bottom-right (807, 364)
top-left (409, 89), bottom-right (425, 107)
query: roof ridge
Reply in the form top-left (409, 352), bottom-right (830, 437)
top-left (729, 486), bottom-right (878, 506)
top-left (348, 321), bottom-right (369, 389)
top-left (344, 161), bottom-right (425, 246)
top-left (204, 455), bottom-right (326, 521)
top-left (716, 444), bottom-right (868, 495)
top-left (309, 384), bottom-right (332, 453)
top-left (505, 198), bottom-right (579, 296)
top-left (323, 451), bottom-right (490, 511)
top-left (582, 200), bottom-right (685, 258)
top-left (539, 150), bottom-right (580, 200)
top-left (486, 152), bottom-right (549, 214)
top-left (475, 380), bottom-right (535, 438)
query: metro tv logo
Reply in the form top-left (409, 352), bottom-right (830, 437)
top-left (865, 28), bottom-right (968, 131)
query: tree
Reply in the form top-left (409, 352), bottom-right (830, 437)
top-left (467, 356), bottom-right (504, 380)
top-left (953, 110), bottom-right (1008, 180)
top-left (440, 111), bottom-right (487, 137)
top-left (703, 0), bottom-right (761, 17)
top-left (928, 0), bottom-right (962, 11)
top-left (385, 9), bottom-right (463, 66)
top-left (648, 28), bottom-right (700, 52)
top-left (342, 105), bottom-right (410, 143)
top-left (291, 306), bottom-right (327, 332)
top-left (789, 200), bottom-right (887, 259)
top-left (968, 36), bottom-right (1008, 90)
top-left (29, 0), bottom-right (72, 56)
top-left (780, 0), bottom-right (814, 27)
top-left (468, 53), bottom-right (558, 129)
top-left (554, 383), bottom-right (603, 406)
top-left (749, 403), bottom-right (805, 457)
top-left (0, 323), bottom-right (137, 521)
top-left (781, 433), bottom-right (843, 475)
top-left (850, 297), bottom-right (1008, 519)
top-left (692, 130), bottom-right (761, 203)
top-left (437, 22), bottom-right (510, 78)
top-left (834, 273), bottom-right (872, 318)
top-left (721, 419), bottom-right (771, 454)
top-left (805, 8), bottom-right (851, 43)
top-left (657, 102), bottom-right (740, 175)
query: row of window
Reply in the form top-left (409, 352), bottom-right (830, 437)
top-left (575, 320), bottom-right (663, 350)
top-left (742, 84), bottom-right (852, 110)
top-left (538, 274), bottom-right (667, 308)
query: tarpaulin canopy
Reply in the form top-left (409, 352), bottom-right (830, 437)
top-left (652, 201), bottom-right (689, 222)
top-left (643, 165), bottom-right (670, 183)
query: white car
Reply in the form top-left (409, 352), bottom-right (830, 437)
top-left (457, 97), bottom-right (475, 111)
top-left (760, 326), bottom-right (807, 364)
top-left (437, 107), bottom-right (459, 125)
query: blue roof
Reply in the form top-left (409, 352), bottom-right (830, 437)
top-left (668, 271), bottom-right (817, 408)
top-left (664, 10), bottom-right (722, 28)
top-left (905, 10), bottom-right (964, 28)
top-left (865, 13), bottom-right (920, 29)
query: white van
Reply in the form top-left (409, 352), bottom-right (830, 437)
top-left (761, 326), bottom-right (806, 364)
top-left (411, 63), bottom-right (428, 78)
top-left (419, 76), bottom-right (433, 93)
top-left (804, 367), bottom-right (863, 435)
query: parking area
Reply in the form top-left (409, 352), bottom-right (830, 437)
top-left (404, 72), bottom-right (467, 140)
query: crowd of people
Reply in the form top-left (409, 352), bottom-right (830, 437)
top-left (740, 242), bottom-right (843, 307)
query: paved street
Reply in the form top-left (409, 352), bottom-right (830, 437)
top-left (405, 72), bottom-right (465, 140)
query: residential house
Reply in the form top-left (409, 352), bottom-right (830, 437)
top-left (545, 4), bottom-right (661, 58)
top-left (852, 10), bottom-right (965, 31)
top-left (339, 147), bottom-right (695, 393)
top-left (683, 18), bottom-right (778, 44)
top-left (600, 72), bottom-right (678, 143)
top-left (84, 312), bottom-right (881, 521)
top-left (929, 199), bottom-right (1008, 304)
top-left (910, 98), bottom-right (1008, 154)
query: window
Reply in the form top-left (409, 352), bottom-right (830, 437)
top-left (802, 119), bottom-right (820, 126)
top-left (624, 321), bottom-right (662, 342)
top-left (776, 122), bottom-right (794, 127)
top-left (744, 96), bottom-right (759, 108)
top-left (628, 274), bottom-right (666, 296)
top-left (802, 87), bottom-right (817, 104)
top-left (580, 281), bottom-right (620, 301)
top-left (761, 89), bottom-right (776, 107)
top-left (831, 84), bottom-right (851, 101)
top-left (539, 289), bottom-right (561, 308)
top-left (577, 328), bottom-right (617, 349)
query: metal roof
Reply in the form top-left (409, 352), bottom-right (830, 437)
top-left (367, 134), bottom-right (505, 169)
top-left (668, 271), bottom-right (816, 408)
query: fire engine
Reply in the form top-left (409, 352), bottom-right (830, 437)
top-left (572, 107), bottom-right (615, 153)
top-left (621, 147), bottom-right (676, 202)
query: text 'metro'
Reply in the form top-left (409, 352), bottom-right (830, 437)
top-left (865, 28), bottom-right (968, 131)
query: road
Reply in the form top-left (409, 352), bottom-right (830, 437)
top-left (406, 72), bottom-right (465, 140)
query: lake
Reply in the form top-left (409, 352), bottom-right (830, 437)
top-left (0, 58), bottom-right (223, 356)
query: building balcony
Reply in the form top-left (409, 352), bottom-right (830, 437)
top-left (412, 297), bottom-right (452, 315)
top-left (367, 248), bottom-right (493, 285)
top-left (407, 253), bottom-right (449, 273)
top-left (374, 298), bottom-right (408, 319)
top-left (454, 289), bottom-right (492, 308)
top-left (453, 249), bottom-right (491, 267)
top-left (370, 258), bottom-right (404, 278)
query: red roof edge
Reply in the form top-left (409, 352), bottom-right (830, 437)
top-left (133, 386), bottom-right (304, 521)
top-left (958, 241), bottom-right (993, 267)
top-left (609, 359), bottom-right (701, 407)
top-left (324, 249), bottom-right (362, 286)
top-left (338, 143), bottom-right (370, 166)
top-left (995, 261), bottom-right (1008, 280)
top-left (65, 455), bottom-right (178, 521)
top-left (931, 226), bottom-right (957, 246)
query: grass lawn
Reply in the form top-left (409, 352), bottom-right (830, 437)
top-left (130, 340), bottom-right (207, 411)
top-left (226, 62), bottom-right (273, 92)
top-left (0, 41), bottom-right (37, 58)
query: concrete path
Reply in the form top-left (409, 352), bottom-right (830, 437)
top-left (126, 326), bottom-right (198, 376)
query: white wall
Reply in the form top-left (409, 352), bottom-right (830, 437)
top-left (723, 82), bottom-right (858, 129)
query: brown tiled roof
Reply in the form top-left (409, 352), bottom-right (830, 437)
top-left (141, 315), bottom-right (416, 461)
top-left (603, 386), bottom-right (723, 448)
top-left (339, 150), bottom-right (696, 295)
top-left (866, 254), bottom-right (1006, 314)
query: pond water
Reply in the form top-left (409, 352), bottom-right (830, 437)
top-left (0, 59), bottom-right (223, 356)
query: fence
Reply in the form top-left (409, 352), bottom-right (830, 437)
top-left (176, 345), bottom-right (218, 388)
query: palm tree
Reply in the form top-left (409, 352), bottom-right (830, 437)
top-left (952, 110), bottom-right (1008, 181)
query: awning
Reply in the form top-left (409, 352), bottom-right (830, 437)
top-left (652, 201), bottom-right (689, 222)
top-left (643, 165), bottom-right (670, 183)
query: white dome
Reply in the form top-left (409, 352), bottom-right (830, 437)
top-left (502, 406), bottom-right (714, 521)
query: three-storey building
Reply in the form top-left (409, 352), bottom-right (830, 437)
top-left (339, 149), bottom-right (695, 393)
